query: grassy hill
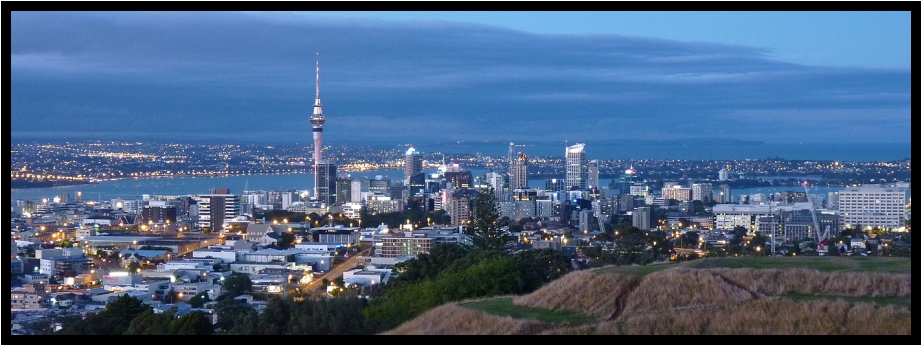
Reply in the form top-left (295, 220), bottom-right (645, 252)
top-left (384, 257), bottom-right (911, 335)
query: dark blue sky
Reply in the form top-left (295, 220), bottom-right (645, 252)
top-left (10, 11), bottom-right (911, 145)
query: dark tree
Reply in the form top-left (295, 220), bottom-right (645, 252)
top-left (464, 187), bottom-right (512, 250)
top-left (681, 231), bottom-right (700, 248)
top-left (188, 291), bottom-right (211, 308)
top-left (730, 226), bottom-right (748, 247)
top-left (100, 294), bottom-right (151, 334)
top-left (392, 242), bottom-right (472, 285)
top-left (512, 248), bottom-right (572, 291)
top-left (127, 261), bottom-right (142, 274)
top-left (214, 297), bottom-right (253, 331)
top-left (221, 274), bottom-right (253, 298)
top-left (277, 232), bottom-right (296, 249)
top-left (125, 309), bottom-right (174, 335)
top-left (173, 310), bottom-right (214, 335)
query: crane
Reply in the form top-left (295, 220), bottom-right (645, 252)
top-left (596, 210), bottom-right (606, 235)
top-left (803, 180), bottom-right (830, 245)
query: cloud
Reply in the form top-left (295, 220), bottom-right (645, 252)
top-left (10, 11), bottom-right (910, 144)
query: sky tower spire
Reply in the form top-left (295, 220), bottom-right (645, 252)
top-left (315, 52), bottom-right (321, 101)
top-left (310, 52), bottom-right (327, 199)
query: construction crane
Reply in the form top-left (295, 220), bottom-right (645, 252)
top-left (596, 210), bottom-right (606, 235)
top-left (803, 180), bottom-right (830, 244)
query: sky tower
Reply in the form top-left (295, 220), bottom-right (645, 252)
top-left (311, 53), bottom-right (326, 199)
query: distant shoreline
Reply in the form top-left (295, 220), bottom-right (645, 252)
top-left (10, 179), bottom-right (95, 189)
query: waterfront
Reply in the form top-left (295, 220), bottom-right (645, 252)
top-left (11, 168), bottom-right (909, 205)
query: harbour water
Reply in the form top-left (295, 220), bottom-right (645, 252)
top-left (11, 169), bottom-right (908, 204)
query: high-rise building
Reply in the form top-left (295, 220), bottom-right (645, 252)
top-left (404, 147), bottom-right (422, 184)
top-left (545, 178), bottom-right (565, 192)
top-left (140, 201), bottom-right (177, 225)
top-left (587, 160), bottom-right (599, 189)
top-left (827, 191), bottom-right (839, 210)
top-left (409, 173), bottom-right (427, 198)
top-left (837, 185), bottom-right (907, 230)
top-left (335, 176), bottom-right (352, 205)
top-left (447, 189), bottom-right (479, 226)
top-left (485, 172), bottom-right (508, 201)
top-left (629, 184), bottom-right (649, 197)
top-left (351, 179), bottom-right (367, 203)
top-left (692, 183), bottom-right (713, 202)
top-left (509, 152), bottom-right (529, 190)
top-left (369, 176), bottom-right (391, 195)
top-left (579, 209), bottom-right (593, 233)
top-left (310, 55), bottom-right (327, 200)
top-left (196, 188), bottom-right (240, 231)
top-left (633, 207), bottom-right (650, 231)
top-left (716, 184), bottom-right (732, 204)
top-left (620, 166), bottom-right (638, 195)
top-left (718, 168), bottom-right (730, 182)
top-left (445, 171), bottom-right (473, 189)
top-left (536, 198), bottom-right (555, 218)
top-left (662, 185), bottom-right (692, 202)
top-left (565, 143), bottom-right (588, 191)
top-left (315, 161), bottom-right (337, 206)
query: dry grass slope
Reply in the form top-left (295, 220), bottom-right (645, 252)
top-left (385, 264), bottom-right (912, 335)
top-left (622, 268), bottom-right (756, 316)
top-left (512, 270), bottom-right (640, 319)
top-left (620, 299), bottom-right (911, 335)
top-left (383, 302), bottom-right (548, 335)
top-left (708, 268), bottom-right (912, 298)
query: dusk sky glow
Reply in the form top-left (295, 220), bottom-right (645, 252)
top-left (10, 11), bottom-right (911, 145)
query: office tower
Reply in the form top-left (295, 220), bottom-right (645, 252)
top-left (409, 173), bottom-right (426, 198)
top-left (620, 166), bottom-right (637, 195)
top-left (578, 209), bottom-right (593, 233)
top-left (351, 179), bottom-right (366, 203)
top-left (837, 185), bottom-right (907, 230)
top-left (336, 176), bottom-right (352, 205)
top-left (310, 55), bottom-right (327, 200)
top-left (633, 207), bottom-right (651, 231)
top-left (404, 147), bottom-right (422, 184)
top-left (315, 161), bottom-right (337, 206)
top-left (827, 191), bottom-right (839, 210)
top-left (369, 176), bottom-right (391, 195)
top-left (545, 178), bottom-right (565, 192)
top-left (588, 160), bottom-right (599, 189)
top-left (629, 184), bottom-right (649, 197)
top-left (140, 201), bottom-right (177, 225)
top-left (565, 143), bottom-right (588, 191)
top-left (445, 170), bottom-right (473, 189)
top-left (692, 183), bottom-right (714, 202)
top-left (509, 152), bottom-right (529, 190)
top-left (485, 172), bottom-right (507, 197)
top-left (196, 188), bottom-right (240, 231)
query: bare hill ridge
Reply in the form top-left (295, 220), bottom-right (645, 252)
top-left (385, 258), bottom-right (912, 335)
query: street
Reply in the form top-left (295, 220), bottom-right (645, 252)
top-left (301, 246), bottom-right (373, 293)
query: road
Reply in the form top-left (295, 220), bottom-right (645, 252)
top-left (92, 256), bottom-right (122, 275)
top-left (301, 247), bottom-right (373, 293)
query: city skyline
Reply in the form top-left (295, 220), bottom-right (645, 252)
top-left (11, 11), bottom-right (911, 146)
